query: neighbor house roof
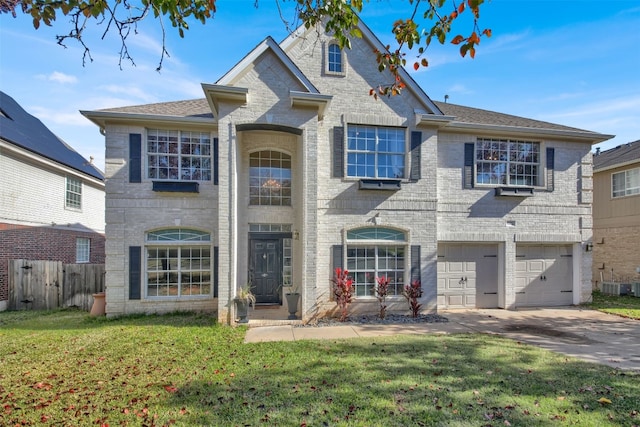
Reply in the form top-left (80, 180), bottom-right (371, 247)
top-left (0, 91), bottom-right (104, 180)
top-left (593, 140), bottom-right (640, 171)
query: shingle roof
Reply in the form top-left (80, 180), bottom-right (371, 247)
top-left (593, 139), bottom-right (640, 171)
top-left (98, 98), bottom-right (212, 119)
top-left (434, 101), bottom-right (588, 133)
top-left (0, 91), bottom-right (103, 180)
top-left (96, 97), bottom-right (599, 137)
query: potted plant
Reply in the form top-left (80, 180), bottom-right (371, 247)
top-left (235, 282), bottom-right (256, 323)
top-left (284, 279), bottom-right (300, 320)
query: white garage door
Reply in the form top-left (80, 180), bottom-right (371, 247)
top-left (515, 245), bottom-right (573, 307)
top-left (437, 244), bottom-right (499, 309)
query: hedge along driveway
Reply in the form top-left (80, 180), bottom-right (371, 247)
top-left (1, 309), bottom-right (639, 426)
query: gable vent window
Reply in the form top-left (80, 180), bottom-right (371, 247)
top-left (328, 44), bottom-right (342, 72)
top-left (326, 42), bottom-right (345, 76)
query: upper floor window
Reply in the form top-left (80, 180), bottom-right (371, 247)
top-left (146, 228), bottom-right (211, 298)
top-left (76, 237), bottom-right (90, 263)
top-left (476, 138), bottom-right (540, 186)
top-left (249, 150), bottom-right (292, 206)
top-left (147, 129), bottom-right (212, 181)
top-left (347, 125), bottom-right (405, 179)
top-left (327, 43), bottom-right (343, 74)
top-left (66, 176), bottom-right (82, 209)
top-left (346, 227), bottom-right (407, 297)
top-left (612, 167), bottom-right (640, 198)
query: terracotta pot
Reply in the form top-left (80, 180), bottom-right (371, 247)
top-left (90, 292), bottom-right (106, 316)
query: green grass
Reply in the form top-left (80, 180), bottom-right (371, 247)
top-left (586, 290), bottom-right (640, 320)
top-left (1, 309), bottom-right (639, 426)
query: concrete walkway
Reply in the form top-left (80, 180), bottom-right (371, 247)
top-left (244, 307), bottom-right (640, 371)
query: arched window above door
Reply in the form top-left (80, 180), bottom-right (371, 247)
top-left (249, 150), bottom-right (292, 206)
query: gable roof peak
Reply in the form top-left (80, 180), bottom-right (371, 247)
top-left (216, 35), bottom-right (319, 94)
top-left (279, 12), bottom-right (443, 116)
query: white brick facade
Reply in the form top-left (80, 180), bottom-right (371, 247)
top-left (84, 19), bottom-right (610, 322)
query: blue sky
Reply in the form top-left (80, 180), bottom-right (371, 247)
top-left (1, 0), bottom-right (639, 171)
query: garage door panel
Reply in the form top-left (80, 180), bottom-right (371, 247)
top-left (515, 245), bottom-right (573, 307)
top-left (447, 294), bottom-right (465, 306)
top-left (529, 260), bottom-right (544, 272)
top-left (447, 262), bottom-right (465, 273)
top-left (438, 244), bottom-right (498, 309)
top-left (447, 277), bottom-right (466, 289)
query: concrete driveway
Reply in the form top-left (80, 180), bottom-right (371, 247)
top-left (244, 307), bottom-right (640, 371)
top-left (441, 307), bottom-right (640, 371)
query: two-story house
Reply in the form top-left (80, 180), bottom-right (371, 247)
top-left (592, 140), bottom-right (640, 288)
top-left (82, 18), bottom-right (611, 323)
top-left (0, 91), bottom-right (106, 311)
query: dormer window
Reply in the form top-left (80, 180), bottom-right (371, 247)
top-left (326, 42), bottom-right (345, 76)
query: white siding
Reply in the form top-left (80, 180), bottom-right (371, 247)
top-left (0, 145), bottom-right (104, 232)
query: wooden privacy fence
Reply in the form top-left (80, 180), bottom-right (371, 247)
top-left (8, 260), bottom-right (105, 311)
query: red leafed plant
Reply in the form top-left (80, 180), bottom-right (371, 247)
top-left (375, 275), bottom-right (390, 320)
top-left (332, 267), bottom-right (354, 322)
top-left (403, 279), bottom-right (423, 318)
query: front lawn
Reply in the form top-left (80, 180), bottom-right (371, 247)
top-left (586, 290), bottom-right (640, 320)
top-left (1, 310), bottom-right (638, 426)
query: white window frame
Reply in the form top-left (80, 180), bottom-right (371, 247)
top-left (65, 176), bottom-right (82, 210)
top-left (76, 237), bottom-right (90, 263)
top-left (345, 227), bottom-right (407, 298)
top-left (475, 138), bottom-right (542, 187)
top-left (612, 167), bottom-right (640, 198)
top-left (146, 129), bottom-right (212, 181)
top-left (145, 228), bottom-right (212, 298)
top-left (326, 41), bottom-right (346, 76)
top-left (346, 125), bottom-right (407, 179)
top-left (249, 150), bottom-right (292, 206)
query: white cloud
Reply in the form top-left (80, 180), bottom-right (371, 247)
top-left (29, 106), bottom-right (93, 127)
top-left (49, 71), bottom-right (78, 84)
top-left (35, 71), bottom-right (78, 84)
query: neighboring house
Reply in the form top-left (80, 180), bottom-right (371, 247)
top-left (592, 140), bottom-right (640, 287)
top-left (81, 18), bottom-right (611, 324)
top-left (0, 91), bottom-right (106, 311)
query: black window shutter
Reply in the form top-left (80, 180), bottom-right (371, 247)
top-left (332, 245), bottom-right (343, 272)
top-left (213, 246), bottom-right (219, 298)
top-left (464, 143), bottom-right (475, 189)
top-left (546, 147), bottom-right (555, 192)
top-left (410, 245), bottom-right (421, 284)
top-left (213, 137), bottom-right (219, 186)
top-left (331, 245), bottom-right (344, 300)
top-left (333, 127), bottom-right (344, 178)
top-left (129, 133), bottom-right (142, 183)
top-left (410, 131), bottom-right (422, 181)
top-left (129, 246), bottom-right (141, 300)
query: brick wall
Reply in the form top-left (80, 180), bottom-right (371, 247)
top-left (0, 223), bottom-right (105, 302)
top-left (592, 225), bottom-right (640, 285)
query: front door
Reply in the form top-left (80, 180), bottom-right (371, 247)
top-left (250, 239), bottom-right (281, 304)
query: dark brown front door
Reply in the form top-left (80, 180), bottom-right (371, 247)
top-left (250, 239), bottom-right (281, 304)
